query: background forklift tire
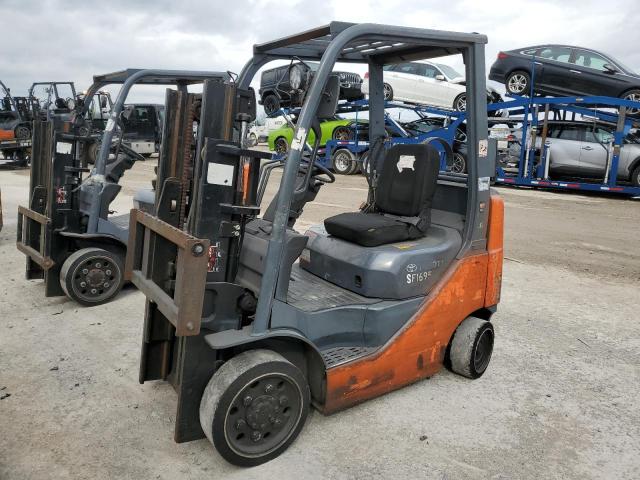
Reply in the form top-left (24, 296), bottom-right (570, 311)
top-left (15, 125), bottom-right (31, 140)
top-left (448, 317), bottom-right (494, 379)
top-left (199, 349), bottom-right (310, 467)
top-left (60, 248), bottom-right (125, 306)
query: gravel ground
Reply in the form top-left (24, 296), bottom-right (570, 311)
top-left (0, 161), bottom-right (638, 479)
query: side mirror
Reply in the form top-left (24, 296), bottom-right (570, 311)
top-left (435, 74), bottom-right (446, 81)
top-left (316, 74), bottom-right (340, 119)
top-left (121, 105), bottom-right (135, 122)
top-left (603, 63), bottom-right (618, 74)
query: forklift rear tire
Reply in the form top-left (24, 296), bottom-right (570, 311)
top-left (200, 349), bottom-right (310, 467)
top-left (60, 248), bottom-right (125, 306)
top-left (448, 317), bottom-right (494, 379)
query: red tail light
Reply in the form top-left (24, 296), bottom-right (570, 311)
top-left (364, 72), bottom-right (369, 79)
top-left (497, 52), bottom-right (508, 60)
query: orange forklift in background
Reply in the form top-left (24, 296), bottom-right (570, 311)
top-left (127, 21), bottom-right (504, 466)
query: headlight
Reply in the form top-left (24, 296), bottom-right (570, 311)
top-left (289, 64), bottom-right (306, 90)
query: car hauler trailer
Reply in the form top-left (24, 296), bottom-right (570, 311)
top-left (126, 21), bottom-right (504, 466)
top-left (493, 95), bottom-right (640, 196)
top-left (15, 69), bottom-right (229, 306)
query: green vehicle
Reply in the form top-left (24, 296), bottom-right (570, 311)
top-left (267, 116), bottom-right (354, 154)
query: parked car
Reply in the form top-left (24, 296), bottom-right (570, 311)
top-left (247, 116), bottom-right (286, 146)
top-left (509, 121), bottom-right (640, 185)
top-left (361, 61), bottom-right (502, 111)
top-left (259, 62), bottom-right (363, 115)
top-left (489, 45), bottom-right (640, 111)
top-left (267, 116), bottom-right (355, 154)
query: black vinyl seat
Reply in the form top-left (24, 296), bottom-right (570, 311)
top-left (324, 143), bottom-right (440, 247)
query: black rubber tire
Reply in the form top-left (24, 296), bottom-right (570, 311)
top-left (332, 148), bottom-right (356, 175)
top-left (448, 152), bottom-right (467, 174)
top-left (631, 164), bottom-right (640, 187)
top-left (505, 70), bottom-right (531, 96)
top-left (15, 125), bottom-right (31, 140)
top-left (332, 126), bottom-right (352, 141)
top-left (448, 317), bottom-right (494, 379)
top-left (621, 89), bottom-right (640, 115)
top-left (274, 137), bottom-right (288, 155)
top-left (60, 247), bottom-right (125, 306)
top-left (199, 349), bottom-right (310, 467)
top-left (383, 83), bottom-right (393, 101)
top-left (263, 94), bottom-right (280, 116)
top-left (453, 94), bottom-right (467, 112)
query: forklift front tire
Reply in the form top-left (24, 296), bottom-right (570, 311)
top-left (60, 248), bottom-right (125, 306)
top-left (199, 349), bottom-right (310, 467)
top-left (448, 317), bottom-right (494, 379)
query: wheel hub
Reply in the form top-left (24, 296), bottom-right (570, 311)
top-left (246, 394), bottom-right (282, 431)
top-left (71, 256), bottom-right (118, 301)
top-left (225, 374), bottom-right (301, 456)
top-left (86, 269), bottom-right (106, 287)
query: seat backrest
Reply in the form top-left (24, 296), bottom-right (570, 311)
top-left (375, 143), bottom-right (440, 219)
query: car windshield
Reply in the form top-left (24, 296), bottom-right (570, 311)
top-left (436, 63), bottom-right (463, 79)
top-left (402, 118), bottom-right (444, 134)
top-left (605, 55), bottom-right (637, 75)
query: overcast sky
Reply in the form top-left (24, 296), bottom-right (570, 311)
top-left (1, 0), bottom-right (638, 103)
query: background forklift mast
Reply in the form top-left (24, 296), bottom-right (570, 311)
top-left (127, 22), bottom-right (502, 466)
top-left (27, 81), bottom-right (77, 123)
top-left (15, 69), bottom-right (229, 306)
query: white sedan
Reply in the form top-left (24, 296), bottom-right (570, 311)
top-left (362, 61), bottom-right (499, 111)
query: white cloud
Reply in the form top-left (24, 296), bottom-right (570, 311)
top-left (1, 0), bottom-right (638, 102)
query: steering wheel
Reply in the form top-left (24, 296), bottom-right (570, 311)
top-left (311, 161), bottom-right (335, 183)
top-left (299, 156), bottom-right (335, 184)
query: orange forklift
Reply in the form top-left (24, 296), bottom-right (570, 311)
top-left (127, 22), bottom-right (504, 466)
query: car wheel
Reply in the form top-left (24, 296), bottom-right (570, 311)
top-left (332, 148), bottom-right (356, 175)
top-left (274, 137), bottom-right (288, 155)
top-left (332, 126), bottom-right (352, 141)
top-left (506, 70), bottom-right (531, 96)
top-left (621, 89), bottom-right (640, 115)
top-left (631, 164), bottom-right (640, 187)
top-left (447, 151), bottom-right (467, 173)
top-left (15, 125), bottom-right (31, 140)
top-left (263, 94), bottom-right (280, 116)
top-left (199, 349), bottom-right (310, 467)
top-left (453, 94), bottom-right (467, 111)
top-left (383, 83), bottom-right (393, 101)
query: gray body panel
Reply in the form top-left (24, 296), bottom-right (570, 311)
top-left (301, 218), bottom-right (462, 300)
top-left (272, 278), bottom-right (424, 349)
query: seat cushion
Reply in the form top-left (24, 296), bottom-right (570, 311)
top-left (324, 212), bottom-right (419, 247)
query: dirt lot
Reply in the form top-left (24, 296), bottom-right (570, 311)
top-left (1, 161), bottom-right (639, 480)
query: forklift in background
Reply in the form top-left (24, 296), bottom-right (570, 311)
top-left (127, 22), bottom-right (504, 466)
top-left (1, 80), bottom-right (34, 166)
top-left (16, 69), bottom-right (229, 306)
